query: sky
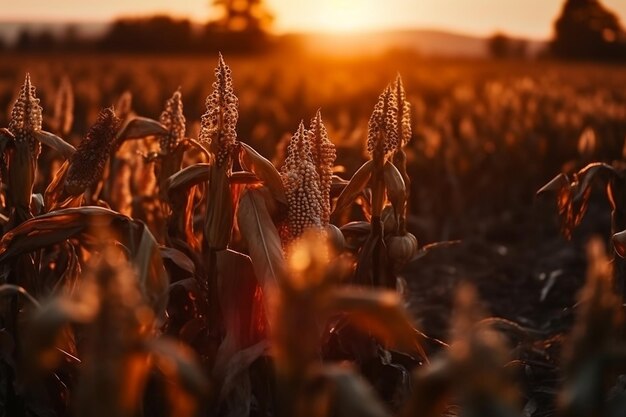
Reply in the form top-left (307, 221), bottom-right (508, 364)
top-left (2, 0), bottom-right (626, 39)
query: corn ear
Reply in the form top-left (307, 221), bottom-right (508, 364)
top-left (65, 108), bottom-right (121, 196)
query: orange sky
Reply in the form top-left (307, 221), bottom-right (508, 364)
top-left (3, 0), bottom-right (626, 39)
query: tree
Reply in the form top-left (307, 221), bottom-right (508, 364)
top-left (100, 16), bottom-right (194, 53)
top-left (551, 0), bottom-right (626, 61)
top-left (202, 0), bottom-right (275, 52)
top-left (15, 29), bottom-right (34, 52)
top-left (209, 0), bottom-right (273, 33)
top-left (488, 32), bottom-right (528, 59)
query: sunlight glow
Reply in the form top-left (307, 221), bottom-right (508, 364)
top-left (291, 0), bottom-right (378, 33)
top-left (2, 0), bottom-right (626, 39)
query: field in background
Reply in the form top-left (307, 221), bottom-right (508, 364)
top-left (2, 51), bottom-right (626, 417)
top-left (1, 53), bottom-right (625, 242)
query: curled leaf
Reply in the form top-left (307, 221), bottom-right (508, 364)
top-left (116, 117), bottom-right (167, 142)
top-left (35, 130), bottom-right (76, 159)
top-left (332, 160), bottom-right (374, 219)
top-left (329, 286), bottom-right (426, 360)
top-left (383, 161), bottom-right (406, 229)
top-left (239, 142), bottom-right (287, 204)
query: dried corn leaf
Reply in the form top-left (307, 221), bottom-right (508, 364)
top-left (328, 287), bottom-right (426, 359)
top-left (213, 250), bottom-right (269, 407)
top-left (383, 161), bottom-right (406, 229)
top-left (147, 338), bottom-right (210, 400)
top-left (0, 206), bottom-right (168, 316)
top-left (537, 163), bottom-right (619, 239)
top-left (0, 283), bottom-right (40, 307)
top-left (160, 247), bottom-right (196, 277)
top-left (230, 171), bottom-right (261, 185)
top-left (44, 160), bottom-right (82, 210)
top-left (236, 188), bottom-right (286, 290)
top-left (204, 163), bottom-right (233, 250)
top-left (35, 130), bottom-right (75, 159)
top-left (166, 163), bottom-right (210, 200)
top-left (25, 295), bottom-right (98, 372)
top-left (239, 142), bottom-right (286, 204)
top-left (309, 365), bottom-right (391, 417)
top-left (354, 232), bottom-right (393, 287)
top-left (116, 117), bottom-right (167, 143)
top-left (332, 160), bottom-right (374, 220)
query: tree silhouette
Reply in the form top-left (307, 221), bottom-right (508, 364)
top-left (552, 0), bottom-right (626, 60)
top-left (487, 32), bottom-right (528, 59)
top-left (209, 0), bottom-right (273, 33)
top-left (100, 16), bottom-right (194, 53)
top-left (202, 0), bottom-right (275, 52)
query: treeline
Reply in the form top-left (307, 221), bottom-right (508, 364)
top-left (3, 0), bottom-right (626, 61)
top-left (487, 0), bottom-right (626, 62)
top-left (5, 15), bottom-right (279, 54)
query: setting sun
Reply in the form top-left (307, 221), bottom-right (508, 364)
top-left (304, 0), bottom-right (378, 33)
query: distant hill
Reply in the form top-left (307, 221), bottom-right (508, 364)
top-left (0, 21), bottom-right (546, 57)
top-left (297, 29), bottom-right (547, 57)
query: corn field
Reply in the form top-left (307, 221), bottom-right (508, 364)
top-left (0, 53), bottom-right (625, 417)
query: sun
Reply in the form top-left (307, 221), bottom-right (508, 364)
top-left (309, 0), bottom-right (377, 33)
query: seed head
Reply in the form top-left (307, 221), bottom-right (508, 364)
top-left (159, 89), bottom-right (186, 155)
top-left (394, 75), bottom-right (411, 149)
top-left (9, 73), bottom-right (43, 158)
top-left (281, 122), bottom-right (324, 244)
top-left (367, 85), bottom-right (399, 160)
top-left (199, 53), bottom-right (238, 167)
top-left (65, 108), bottom-right (121, 195)
top-left (307, 110), bottom-right (336, 225)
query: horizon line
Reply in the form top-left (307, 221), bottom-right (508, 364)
top-left (0, 18), bottom-right (551, 42)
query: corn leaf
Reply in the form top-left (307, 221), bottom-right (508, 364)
top-left (166, 163), bottom-right (210, 200)
top-left (116, 116), bottom-right (167, 143)
top-left (239, 142), bottom-right (287, 205)
top-left (0, 284), bottom-right (40, 307)
top-left (0, 206), bottom-right (168, 316)
top-left (332, 160), bottom-right (374, 220)
top-left (147, 338), bottom-right (210, 399)
top-left (204, 163), bottom-right (233, 251)
top-left (311, 365), bottom-right (391, 417)
top-left (160, 247), bottom-right (196, 277)
top-left (230, 171), bottom-right (261, 185)
top-left (383, 161), bottom-right (406, 227)
top-left (236, 188), bottom-right (286, 291)
top-left (35, 130), bottom-right (76, 159)
top-left (328, 286), bottom-right (426, 359)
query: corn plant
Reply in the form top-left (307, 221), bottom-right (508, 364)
top-left (1, 54), bottom-right (609, 417)
top-left (558, 238), bottom-right (626, 417)
top-left (538, 160), bottom-right (626, 298)
top-left (331, 77), bottom-right (416, 287)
